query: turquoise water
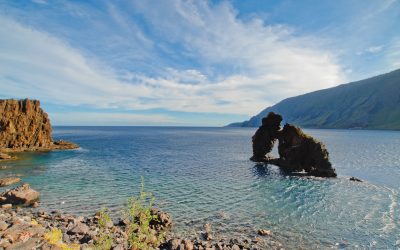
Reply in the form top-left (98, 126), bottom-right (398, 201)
top-left (1, 127), bottom-right (399, 249)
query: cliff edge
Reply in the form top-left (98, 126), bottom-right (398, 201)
top-left (0, 99), bottom-right (77, 156)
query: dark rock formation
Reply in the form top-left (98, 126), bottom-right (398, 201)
top-left (250, 112), bottom-right (337, 177)
top-left (0, 99), bottom-right (78, 154)
top-left (350, 177), bottom-right (362, 182)
top-left (0, 183), bottom-right (40, 206)
top-left (250, 112), bottom-right (282, 162)
top-left (274, 124), bottom-right (337, 177)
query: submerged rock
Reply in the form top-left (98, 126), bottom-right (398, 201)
top-left (0, 183), bottom-right (40, 206)
top-left (0, 177), bottom-right (21, 187)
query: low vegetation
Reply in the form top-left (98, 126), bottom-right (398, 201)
top-left (44, 228), bottom-right (80, 250)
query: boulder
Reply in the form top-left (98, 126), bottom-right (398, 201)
top-left (0, 177), bottom-right (21, 187)
top-left (0, 184), bottom-right (40, 206)
top-left (67, 222), bottom-right (90, 235)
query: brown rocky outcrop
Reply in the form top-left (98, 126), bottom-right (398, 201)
top-left (0, 99), bottom-right (52, 149)
top-left (0, 99), bottom-right (78, 154)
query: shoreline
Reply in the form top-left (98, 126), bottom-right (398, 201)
top-left (0, 140), bottom-right (79, 162)
top-left (0, 184), bottom-right (284, 250)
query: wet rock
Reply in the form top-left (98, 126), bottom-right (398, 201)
top-left (0, 183), bottom-right (39, 206)
top-left (0, 177), bottom-right (21, 187)
top-left (350, 177), bottom-right (362, 182)
top-left (258, 229), bottom-right (272, 236)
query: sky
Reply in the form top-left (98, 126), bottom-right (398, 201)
top-left (0, 0), bottom-right (399, 126)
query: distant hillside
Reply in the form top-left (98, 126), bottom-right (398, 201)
top-left (229, 69), bottom-right (400, 130)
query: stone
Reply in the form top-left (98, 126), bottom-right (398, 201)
top-left (0, 177), bottom-right (21, 187)
top-left (1, 204), bottom-right (12, 210)
top-left (150, 207), bottom-right (173, 229)
top-left (0, 184), bottom-right (40, 206)
top-left (250, 112), bottom-right (282, 162)
top-left (258, 229), bottom-right (272, 236)
top-left (183, 239), bottom-right (194, 250)
top-left (67, 222), bottom-right (90, 235)
top-left (32, 201), bottom-right (39, 208)
top-left (169, 238), bottom-right (181, 249)
top-left (232, 245), bottom-right (240, 250)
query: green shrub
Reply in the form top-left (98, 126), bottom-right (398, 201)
top-left (124, 177), bottom-right (165, 250)
top-left (94, 208), bottom-right (113, 250)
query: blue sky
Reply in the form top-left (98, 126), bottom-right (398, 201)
top-left (0, 0), bottom-right (399, 126)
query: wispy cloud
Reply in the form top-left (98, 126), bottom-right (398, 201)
top-left (0, 0), bottom-right (346, 118)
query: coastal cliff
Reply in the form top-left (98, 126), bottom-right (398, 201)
top-left (229, 69), bottom-right (400, 130)
top-left (0, 99), bottom-right (77, 154)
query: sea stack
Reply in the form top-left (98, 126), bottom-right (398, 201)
top-left (0, 99), bottom-right (78, 155)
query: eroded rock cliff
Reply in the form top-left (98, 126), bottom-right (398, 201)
top-left (0, 99), bottom-right (77, 153)
top-left (0, 99), bottom-right (52, 149)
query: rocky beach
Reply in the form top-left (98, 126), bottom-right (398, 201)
top-left (0, 184), bottom-right (283, 250)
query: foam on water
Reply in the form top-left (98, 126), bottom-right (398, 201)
top-left (1, 127), bottom-right (399, 248)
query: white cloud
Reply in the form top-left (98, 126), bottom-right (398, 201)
top-left (49, 112), bottom-right (176, 126)
top-left (366, 46), bottom-right (383, 53)
top-left (0, 1), bottom-right (346, 117)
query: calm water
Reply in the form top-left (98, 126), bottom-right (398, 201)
top-left (1, 127), bottom-right (399, 249)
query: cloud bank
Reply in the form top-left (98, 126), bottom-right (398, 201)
top-left (0, 1), bottom-right (346, 119)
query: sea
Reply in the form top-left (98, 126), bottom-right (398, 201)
top-left (1, 127), bottom-right (399, 249)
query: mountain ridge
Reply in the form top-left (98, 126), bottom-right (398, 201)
top-left (228, 68), bottom-right (400, 130)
